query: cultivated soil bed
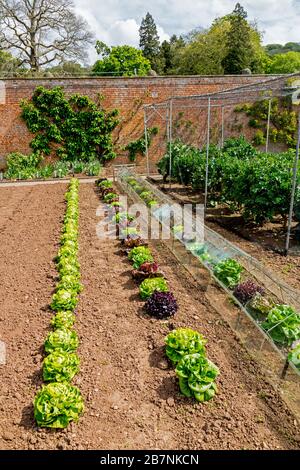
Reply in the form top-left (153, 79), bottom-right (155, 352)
top-left (0, 182), bottom-right (300, 450)
top-left (151, 179), bottom-right (300, 292)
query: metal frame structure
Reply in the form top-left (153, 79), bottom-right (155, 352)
top-left (143, 73), bottom-right (300, 255)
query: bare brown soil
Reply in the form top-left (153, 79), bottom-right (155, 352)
top-left (152, 181), bottom-right (300, 292)
top-left (0, 183), bottom-right (299, 450)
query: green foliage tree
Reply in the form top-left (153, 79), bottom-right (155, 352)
top-left (175, 9), bottom-right (265, 75)
top-left (47, 62), bottom-right (89, 77)
top-left (20, 86), bottom-right (119, 162)
top-left (160, 35), bottom-right (185, 74)
top-left (139, 12), bottom-right (163, 73)
top-left (265, 42), bottom-right (300, 56)
top-left (265, 51), bottom-right (300, 73)
top-left (222, 3), bottom-right (256, 74)
top-left (0, 49), bottom-right (21, 76)
top-left (92, 42), bottom-right (151, 76)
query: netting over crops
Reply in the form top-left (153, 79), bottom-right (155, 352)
top-left (143, 73), bottom-right (300, 254)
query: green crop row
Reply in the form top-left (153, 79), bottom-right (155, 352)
top-left (33, 179), bottom-right (84, 429)
top-left (158, 137), bottom-right (299, 225)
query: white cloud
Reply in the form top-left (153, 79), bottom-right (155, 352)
top-left (74, 0), bottom-right (300, 64)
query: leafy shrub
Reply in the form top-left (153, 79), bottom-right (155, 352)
top-left (71, 160), bottom-right (85, 174)
top-left (44, 328), bottom-right (79, 354)
top-left (175, 353), bottom-right (219, 402)
top-left (4, 151), bottom-right (42, 179)
top-left (233, 280), bottom-right (264, 305)
top-left (145, 291), bottom-right (178, 319)
top-left (34, 382), bottom-right (84, 428)
top-left (139, 277), bottom-right (168, 300)
top-left (213, 258), bottom-right (243, 289)
top-left (288, 343), bottom-right (300, 369)
top-left (43, 352), bottom-right (80, 382)
top-left (128, 246), bottom-right (153, 269)
top-left (51, 311), bottom-right (75, 329)
top-left (165, 328), bottom-right (207, 365)
top-left (85, 159), bottom-right (102, 176)
top-left (53, 160), bottom-right (69, 178)
top-left (262, 305), bottom-right (300, 345)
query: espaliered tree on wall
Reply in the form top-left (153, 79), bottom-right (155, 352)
top-left (20, 86), bottom-right (119, 162)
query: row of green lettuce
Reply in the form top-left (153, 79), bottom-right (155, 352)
top-left (123, 176), bottom-right (300, 372)
top-left (2, 152), bottom-right (102, 180)
top-left (157, 137), bottom-right (300, 226)
top-left (33, 179), bottom-right (84, 429)
top-left (97, 177), bottom-right (220, 402)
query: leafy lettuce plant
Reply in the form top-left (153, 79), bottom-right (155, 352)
top-left (34, 382), bottom-right (84, 428)
top-left (103, 192), bottom-right (118, 203)
top-left (165, 328), bottom-right (207, 365)
top-left (51, 289), bottom-right (78, 311)
top-left (43, 351), bottom-right (80, 382)
top-left (139, 277), bottom-right (168, 300)
top-left (55, 275), bottom-right (82, 294)
top-left (97, 179), bottom-right (113, 190)
top-left (51, 311), bottom-right (76, 329)
top-left (213, 258), bottom-right (244, 289)
top-left (288, 343), bottom-right (300, 369)
top-left (112, 212), bottom-right (135, 224)
top-left (121, 227), bottom-right (139, 238)
top-left (249, 292), bottom-right (275, 315)
top-left (262, 305), bottom-right (300, 345)
top-left (233, 280), bottom-right (264, 305)
top-left (175, 353), bottom-right (219, 402)
top-left (145, 291), bottom-right (178, 319)
top-left (44, 328), bottom-right (79, 354)
top-left (128, 246), bottom-right (153, 269)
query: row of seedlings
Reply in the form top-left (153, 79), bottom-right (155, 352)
top-left (34, 179), bottom-right (84, 429)
top-left (96, 177), bottom-right (220, 402)
top-left (125, 176), bottom-right (300, 373)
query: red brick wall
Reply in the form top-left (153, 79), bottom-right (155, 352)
top-left (0, 75), bottom-right (282, 172)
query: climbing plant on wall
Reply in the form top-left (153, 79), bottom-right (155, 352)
top-left (125, 126), bottom-right (159, 161)
top-left (20, 86), bottom-right (119, 161)
top-left (235, 97), bottom-right (297, 148)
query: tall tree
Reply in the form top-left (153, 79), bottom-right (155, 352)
top-left (0, 0), bottom-right (93, 71)
top-left (92, 42), bottom-right (151, 77)
top-left (222, 3), bottom-right (254, 74)
top-left (160, 35), bottom-right (185, 74)
top-left (139, 12), bottom-right (162, 73)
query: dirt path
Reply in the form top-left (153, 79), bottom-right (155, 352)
top-left (0, 184), bottom-right (66, 449)
top-left (0, 183), bottom-right (299, 450)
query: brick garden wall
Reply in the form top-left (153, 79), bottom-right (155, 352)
top-left (0, 75), bottom-right (283, 172)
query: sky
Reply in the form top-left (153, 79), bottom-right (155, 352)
top-left (74, 0), bottom-right (299, 62)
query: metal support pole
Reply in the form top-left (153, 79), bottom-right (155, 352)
top-left (144, 108), bottom-right (150, 177)
top-left (265, 99), bottom-right (272, 153)
top-left (221, 106), bottom-right (225, 149)
top-left (204, 97), bottom-right (211, 213)
top-left (169, 99), bottom-right (173, 190)
top-left (285, 111), bottom-right (300, 256)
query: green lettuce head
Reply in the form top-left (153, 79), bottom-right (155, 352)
top-left (176, 353), bottom-right (219, 402)
top-left (44, 328), bottom-right (79, 354)
top-left (43, 351), bottom-right (80, 382)
top-left (165, 328), bottom-right (207, 364)
top-left (34, 382), bottom-right (84, 428)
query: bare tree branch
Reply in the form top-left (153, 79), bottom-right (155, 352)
top-left (0, 0), bottom-right (94, 70)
